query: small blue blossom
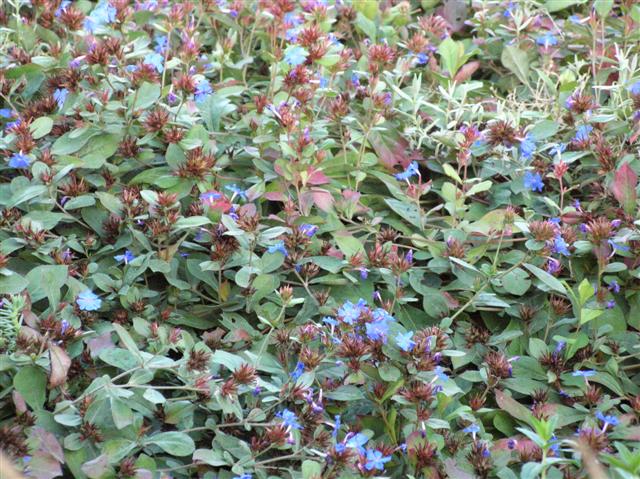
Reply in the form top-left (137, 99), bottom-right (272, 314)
top-left (365, 319), bottom-right (389, 342)
top-left (233, 474), bottom-right (252, 479)
top-left (555, 341), bottom-right (566, 354)
top-left (415, 52), bottom-right (428, 65)
top-left (225, 184), bottom-right (248, 200)
top-left (55, 0), bottom-right (70, 16)
top-left (60, 320), bottom-right (70, 335)
top-left (433, 366), bottom-right (449, 381)
top-left (552, 235), bottom-right (571, 256)
top-left (364, 449), bottom-right (392, 471)
top-left (144, 52), bottom-right (164, 73)
top-left (628, 81), bottom-right (640, 96)
top-left (345, 432), bottom-right (368, 454)
top-left (8, 152), bottom-right (31, 168)
top-left (200, 191), bottom-right (222, 203)
top-left (519, 133), bottom-right (536, 159)
top-left (194, 80), bottom-right (213, 103)
top-left (572, 369), bottom-right (596, 378)
top-left (608, 280), bottom-right (620, 294)
top-left (504, 1), bottom-right (515, 17)
top-left (53, 88), bottom-right (69, 109)
top-left (338, 299), bottom-right (367, 324)
top-left (351, 73), bottom-right (360, 86)
top-left (5, 119), bottom-right (21, 131)
top-left (276, 408), bottom-right (302, 429)
top-left (267, 241), bottom-right (288, 256)
top-left (536, 33), bottom-right (559, 48)
top-left (0, 108), bottom-right (13, 118)
top-left (299, 224), bottom-right (318, 237)
top-left (395, 331), bottom-right (416, 352)
top-left (77, 290), bottom-right (102, 311)
top-left (573, 125), bottom-right (593, 142)
top-left (524, 171), bottom-right (544, 192)
top-left (332, 415), bottom-right (341, 438)
top-left (290, 361), bottom-right (305, 381)
top-left (154, 35), bottom-right (169, 54)
top-left (84, 0), bottom-right (117, 32)
top-left (394, 161), bottom-right (420, 181)
top-left (549, 143), bottom-right (567, 157)
top-left (463, 424), bottom-right (480, 436)
top-left (284, 46), bottom-right (308, 66)
top-left (114, 250), bottom-right (135, 264)
top-left (323, 316), bottom-right (338, 326)
top-left (606, 300), bottom-right (615, 309)
top-left (596, 411), bottom-right (619, 430)
top-left (569, 14), bottom-right (581, 24)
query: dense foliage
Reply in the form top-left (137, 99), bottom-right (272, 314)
top-left (2, 0), bottom-right (640, 478)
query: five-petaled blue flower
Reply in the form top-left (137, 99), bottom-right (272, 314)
top-left (572, 369), bottom-right (596, 378)
top-left (415, 52), bottom-right (428, 65)
top-left (267, 241), bottom-right (288, 256)
top-left (290, 361), bottom-right (304, 381)
top-left (83, 0), bottom-right (117, 32)
top-left (299, 224), bottom-right (318, 237)
top-left (345, 432), bottom-right (369, 454)
top-left (54, 88), bottom-right (69, 109)
top-left (524, 171), bottom-right (544, 192)
top-left (549, 143), bottom-right (566, 157)
top-left (552, 235), bottom-right (570, 256)
top-left (394, 161), bottom-right (420, 181)
top-left (276, 408), bottom-right (302, 429)
top-left (284, 46), bottom-right (308, 66)
top-left (225, 184), bottom-right (247, 200)
top-left (519, 133), bottom-right (536, 159)
top-left (364, 449), bottom-right (392, 471)
top-left (395, 331), bottom-right (416, 352)
top-left (77, 290), bottom-right (102, 311)
top-left (365, 319), bottom-right (389, 342)
top-left (338, 299), bottom-right (367, 324)
top-left (596, 411), bottom-right (619, 429)
top-left (628, 81), bottom-right (640, 96)
top-left (194, 80), bottom-right (213, 103)
top-left (8, 152), bottom-right (31, 168)
top-left (573, 125), bottom-right (593, 142)
top-left (154, 35), bottom-right (169, 54)
top-left (434, 366), bottom-right (449, 381)
top-left (464, 424), bottom-right (480, 434)
top-left (536, 33), bottom-right (558, 48)
top-left (114, 250), bottom-right (135, 264)
top-left (144, 52), bottom-right (164, 73)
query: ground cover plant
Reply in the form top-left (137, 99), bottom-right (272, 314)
top-left (1, 0), bottom-right (640, 478)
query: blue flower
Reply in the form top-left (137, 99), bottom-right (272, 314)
top-left (5, 119), bottom-right (21, 131)
top-left (114, 250), bottom-right (135, 264)
top-left (395, 331), bottom-right (416, 352)
top-left (365, 320), bottom-right (389, 342)
top-left (284, 46), bottom-right (308, 66)
top-left (299, 223), bottom-right (318, 237)
top-left (345, 432), bottom-right (369, 454)
top-left (415, 52), bottom-right (428, 65)
top-left (200, 191), bottom-right (222, 203)
top-left (552, 235), bottom-right (570, 256)
top-left (8, 152), bottom-right (31, 168)
top-left (629, 81), bottom-right (640, 96)
top-left (569, 14), bottom-right (581, 24)
top-left (290, 361), bottom-right (304, 381)
top-left (596, 411), bottom-right (619, 429)
top-left (60, 320), bottom-right (70, 335)
top-left (338, 299), bottom-right (367, 324)
top-left (572, 369), bottom-right (596, 378)
top-left (53, 88), bottom-right (69, 110)
top-left (549, 143), bottom-right (566, 157)
top-left (144, 52), bottom-right (164, 73)
top-left (194, 80), bottom-right (213, 103)
top-left (351, 73), bottom-right (360, 86)
top-left (536, 33), bottom-right (558, 48)
top-left (233, 474), bottom-right (252, 479)
top-left (0, 108), bottom-right (13, 118)
top-left (519, 133), bottom-right (536, 159)
top-left (608, 280), bottom-right (620, 294)
top-left (83, 0), bottom-right (117, 32)
top-left (225, 184), bottom-right (247, 200)
top-left (55, 0), bottom-right (70, 16)
top-left (332, 415), bottom-right (341, 438)
top-left (434, 366), bottom-right (449, 381)
top-left (463, 424), bottom-right (480, 435)
top-left (573, 125), bottom-right (593, 142)
top-left (267, 241), bottom-right (288, 256)
top-left (322, 316), bottom-right (338, 326)
top-left (364, 449), bottom-right (392, 471)
top-left (394, 161), bottom-right (419, 181)
top-left (77, 290), bottom-right (102, 311)
top-left (154, 35), bottom-right (169, 54)
top-left (503, 1), bottom-right (515, 17)
top-left (524, 171), bottom-right (544, 192)
top-left (276, 408), bottom-right (302, 429)
top-left (555, 341), bottom-right (566, 354)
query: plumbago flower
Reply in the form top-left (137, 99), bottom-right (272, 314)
top-left (0, 1), bottom-right (639, 479)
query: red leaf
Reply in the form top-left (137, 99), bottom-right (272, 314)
top-left (48, 344), bottom-right (71, 388)
top-left (306, 167), bottom-right (330, 185)
top-left (611, 162), bottom-right (638, 214)
top-left (369, 132), bottom-right (415, 170)
top-left (454, 61), bottom-right (480, 83)
top-left (311, 188), bottom-right (334, 212)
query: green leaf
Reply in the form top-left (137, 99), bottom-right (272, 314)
top-left (334, 234), bottom-right (365, 257)
top-left (594, 0), bottom-right (614, 16)
top-left (131, 81), bottom-right (161, 109)
top-left (580, 308), bottom-right (604, 325)
top-left (30, 116), bottom-right (53, 139)
top-left (144, 432), bottom-right (195, 456)
top-left (193, 449), bottom-right (228, 466)
top-left (544, 0), bottom-right (586, 12)
top-left (523, 263), bottom-right (566, 294)
top-left (302, 460), bottom-right (323, 479)
top-left (502, 268), bottom-right (531, 296)
top-left (14, 365), bottom-right (47, 410)
top-left (577, 278), bottom-right (595, 305)
top-left (385, 198), bottom-right (423, 229)
top-left (26, 265), bottom-right (68, 307)
top-left (501, 45), bottom-right (529, 85)
top-left (438, 38), bottom-right (466, 78)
